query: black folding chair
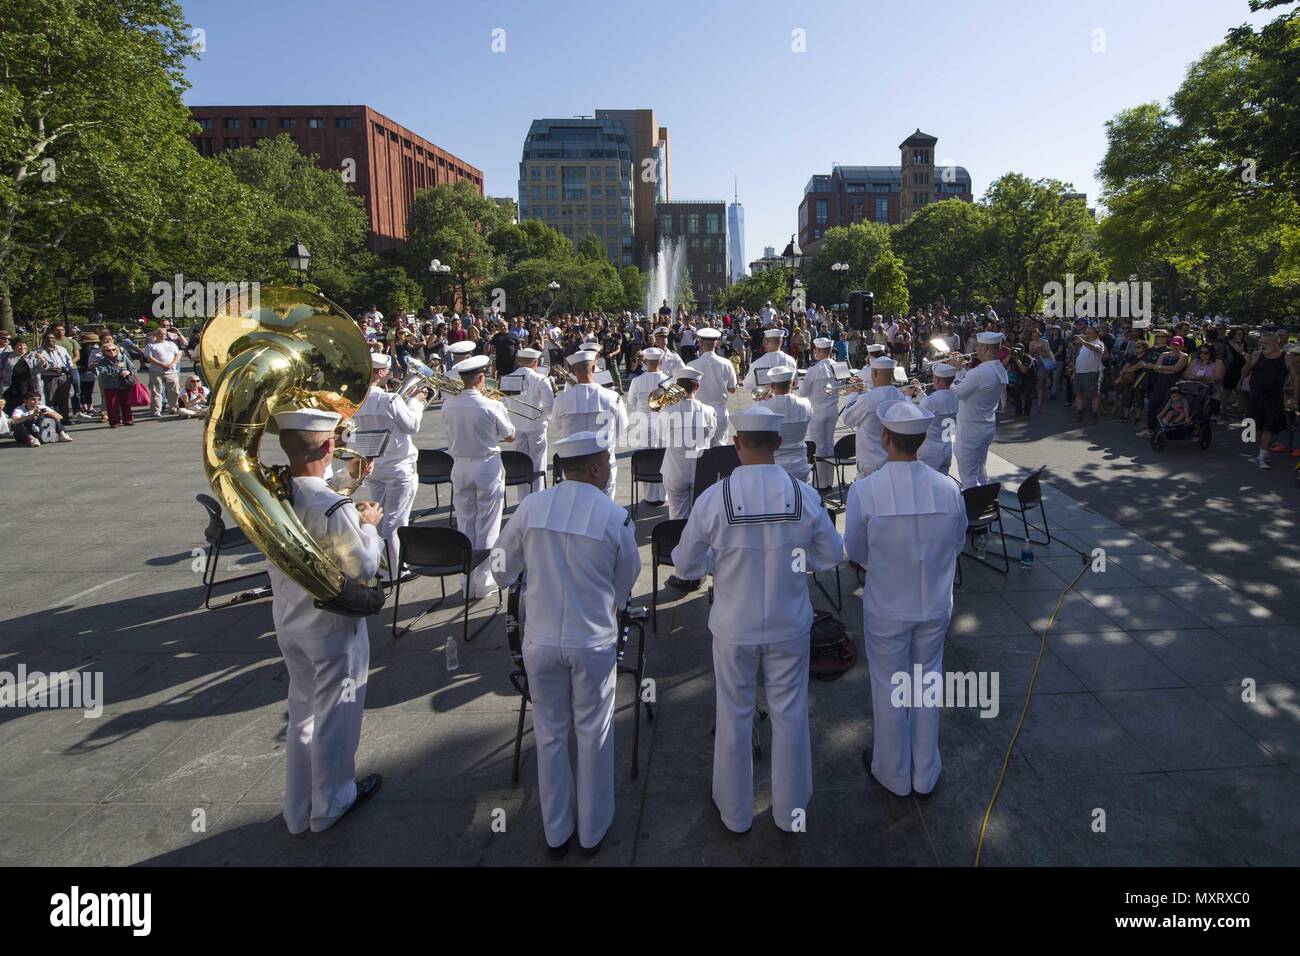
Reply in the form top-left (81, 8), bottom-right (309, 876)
top-left (392, 526), bottom-right (501, 642)
top-left (501, 449), bottom-right (544, 509)
top-left (628, 447), bottom-right (666, 519)
top-left (650, 518), bottom-right (687, 638)
top-left (690, 445), bottom-right (741, 505)
top-left (811, 498), bottom-right (844, 611)
top-left (958, 482), bottom-right (1010, 580)
top-left (998, 466), bottom-right (1052, 546)
top-left (195, 493), bottom-right (269, 609)
top-left (814, 433), bottom-right (856, 504)
top-left (412, 449), bottom-right (454, 526)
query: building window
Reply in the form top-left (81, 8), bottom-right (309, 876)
top-left (590, 166), bottom-right (601, 179)
top-left (607, 244), bottom-right (617, 259)
top-left (335, 117), bottom-right (354, 129)
top-left (199, 137), bottom-right (215, 154)
top-left (280, 118), bottom-right (296, 129)
top-left (307, 118), bottom-right (324, 129)
top-left (686, 214), bottom-right (700, 234)
top-left (607, 166), bottom-right (617, 179)
top-left (197, 118), bottom-right (213, 130)
top-left (706, 213), bottom-right (721, 233)
top-left (546, 185), bottom-right (557, 200)
top-left (224, 137), bottom-right (242, 149)
top-left (607, 205), bottom-right (616, 219)
top-left (530, 167), bottom-right (540, 179)
top-left (546, 166), bottom-right (557, 179)
top-left (531, 187), bottom-right (542, 200)
top-left (875, 196), bottom-right (889, 222)
top-left (815, 199), bottom-right (828, 225)
top-left (251, 118), bottom-right (267, 129)
top-left (223, 118), bottom-right (240, 129)
top-left (547, 206), bottom-right (557, 217)
top-left (562, 166), bottom-right (587, 200)
top-left (658, 215), bottom-right (671, 236)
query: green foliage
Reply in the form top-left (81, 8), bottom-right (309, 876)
top-left (576, 232), bottom-right (607, 261)
top-left (405, 180), bottom-right (506, 309)
top-left (619, 265), bottom-right (645, 312)
top-left (892, 201), bottom-right (995, 310)
top-left (803, 222), bottom-right (909, 315)
top-left (716, 267), bottom-right (791, 312)
top-left (488, 218), bottom-right (572, 269)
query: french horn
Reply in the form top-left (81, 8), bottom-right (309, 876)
top-left (198, 286), bottom-right (374, 609)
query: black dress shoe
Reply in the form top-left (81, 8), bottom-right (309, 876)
top-left (579, 834), bottom-right (605, 857)
top-left (547, 833), bottom-right (574, 860)
top-left (341, 773), bottom-right (382, 821)
top-left (666, 575), bottom-right (700, 592)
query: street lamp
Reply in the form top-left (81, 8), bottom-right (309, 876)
top-left (429, 258), bottom-right (452, 308)
top-left (544, 280), bottom-right (561, 319)
top-left (781, 234), bottom-right (802, 271)
top-left (285, 240), bottom-right (311, 283)
top-left (53, 269), bottom-right (70, 323)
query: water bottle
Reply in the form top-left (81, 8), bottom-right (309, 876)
top-left (445, 636), bottom-right (460, 672)
top-left (976, 533), bottom-right (988, 560)
top-left (1020, 542), bottom-right (1034, 571)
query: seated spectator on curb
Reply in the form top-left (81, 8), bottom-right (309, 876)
top-left (9, 391), bottom-right (71, 446)
top-left (177, 375), bottom-right (210, 419)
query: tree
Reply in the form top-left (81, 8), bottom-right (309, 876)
top-left (619, 264), bottom-right (645, 312)
top-left (488, 218), bottom-right (571, 269)
top-left (717, 268), bottom-right (790, 312)
top-left (405, 180), bottom-right (507, 309)
top-left (576, 232), bottom-right (607, 261)
top-left (892, 200), bottom-right (994, 310)
top-left (0, 0), bottom-right (212, 331)
top-left (803, 222), bottom-right (909, 315)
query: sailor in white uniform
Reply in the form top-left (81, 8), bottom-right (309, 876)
top-left (843, 401), bottom-right (966, 797)
top-left (550, 350), bottom-right (627, 499)
top-left (758, 366), bottom-right (813, 482)
top-left (671, 407), bottom-right (845, 833)
top-left (917, 362), bottom-right (959, 475)
top-left (502, 347), bottom-right (555, 495)
top-left (443, 354), bottom-right (516, 599)
top-left (948, 331), bottom-right (1008, 488)
top-left (267, 408), bottom-right (386, 834)
top-left (491, 432), bottom-right (641, 858)
top-left (660, 366), bottom-right (716, 522)
top-left (799, 336), bottom-right (840, 490)
top-left (349, 352), bottom-right (427, 580)
top-left (841, 356), bottom-right (905, 479)
top-left (625, 347), bottom-right (669, 506)
top-left (688, 327), bottom-right (737, 447)
top-left (652, 327), bottom-right (685, 378)
top-left (742, 328), bottom-right (798, 392)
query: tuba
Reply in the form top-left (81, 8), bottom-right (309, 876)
top-left (198, 286), bottom-right (376, 612)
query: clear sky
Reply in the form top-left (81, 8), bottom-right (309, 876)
top-left (180, 0), bottom-right (1273, 267)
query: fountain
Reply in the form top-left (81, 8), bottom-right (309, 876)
top-left (644, 237), bottom-right (687, 319)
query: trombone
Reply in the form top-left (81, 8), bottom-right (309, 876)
top-left (399, 358), bottom-right (543, 420)
top-left (821, 375), bottom-right (865, 397)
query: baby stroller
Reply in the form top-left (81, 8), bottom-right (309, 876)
top-left (1150, 381), bottom-right (1214, 452)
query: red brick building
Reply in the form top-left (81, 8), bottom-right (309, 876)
top-left (189, 105), bottom-right (483, 251)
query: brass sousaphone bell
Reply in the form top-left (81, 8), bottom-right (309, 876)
top-left (198, 286), bottom-right (375, 611)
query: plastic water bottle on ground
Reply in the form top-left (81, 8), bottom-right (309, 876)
top-left (1020, 542), bottom-right (1034, 570)
top-left (976, 533), bottom-right (988, 560)
top-left (445, 636), bottom-right (460, 672)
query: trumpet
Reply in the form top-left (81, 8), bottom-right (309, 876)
top-left (900, 380), bottom-right (934, 400)
top-left (648, 382), bottom-right (688, 409)
top-left (548, 363), bottom-right (576, 391)
top-left (822, 375), bottom-right (865, 397)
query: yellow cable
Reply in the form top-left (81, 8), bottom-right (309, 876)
top-left (973, 558), bottom-right (1090, 866)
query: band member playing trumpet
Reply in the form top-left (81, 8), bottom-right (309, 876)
top-left (799, 336), bottom-right (839, 491)
top-left (947, 331), bottom-right (1008, 488)
top-left (269, 408), bottom-right (386, 833)
top-left (742, 328), bottom-right (797, 392)
top-left (492, 431), bottom-right (641, 858)
top-left (841, 356), bottom-right (905, 478)
top-left (918, 362), bottom-right (959, 475)
top-left (552, 350), bottom-right (627, 499)
top-left (352, 352), bottom-right (428, 582)
top-left (844, 401), bottom-right (966, 797)
top-left (671, 407), bottom-right (844, 833)
top-left (661, 367), bottom-right (716, 524)
top-left (626, 347), bottom-right (670, 506)
top-left (758, 366), bottom-right (812, 482)
top-left (444, 354), bottom-right (516, 599)
top-left (506, 347), bottom-right (555, 496)
top-left (688, 327), bottom-right (737, 446)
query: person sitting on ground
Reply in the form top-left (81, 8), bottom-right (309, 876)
top-left (10, 391), bottom-right (72, 446)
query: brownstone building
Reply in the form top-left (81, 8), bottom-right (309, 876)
top-left (189, 105), bottom-right (483, 251)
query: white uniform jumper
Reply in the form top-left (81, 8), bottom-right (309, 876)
top-left (758, 392), bottom-right (813, 482)
top-left (443, 389), bottom-right (515, 598)
top-left (268, 477), bottom-right (385, 834)
top-left (844, 461), bottom-right (966, 796)
top-left (917, 388), bottom-right (960, 475)
top-left (799, 357), bottom-right (840, 488)
top-left (492, 481), bottom-right (641, 849)
top-left (351, 385), bottom-right (425, 572)
top-left (551, 383), bottom-right (627, 499)
top-left (625, 369), bottom-right (670, 504)
top-left (671, 465), bottom-right (844, 832)
top-left (841, 384), bottom-right (904, 478)
top-left (950, 360), bottom-right (1007, 488)
top-left (688, 350), bottom-right (738, 447)
top-left (742, 349), bottom-right (797, 392)
top-left (508, 366), bottom-right (556, 495)
top-left (660, 397), bottom-right (717, 519)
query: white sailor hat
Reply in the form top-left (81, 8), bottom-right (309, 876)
top-left (764, 328), bottom-right (786, 339)
top-left (452, 355), bottom-right (490, 375)
top-left (880, 401), bottom-right (934, 435)
top-left (553, 431), bottom-right (610, 458)
top-left (517, 347), bottom-right (541, 360)
top-left (977, 331), bottom-right (1005, 345)
top-left (767, 367), bottom-right (796, 383)
top-left (448, 341), bottom-right (476, 356)
top-left (697, 327), bottom-right (722, 340)
top-left (566, 350), bottom-right (596, 367)
top-left (653, 327), bottom-right (671, 336)
top-left (731, 406), bottom-right (783, 432)
top-left (930, 362), bottom-right (958, 379)
top-left (866, 343), bottom-right (887, 354)
top-left (676, 367), bottom-right (703, 381)
top-left (813, 337), bottom-right (834, 350)
top-left (642, 347), bottom-right (664, 360)
top-left (370, 352), bottom-right (392, 369)
top-left (273, 408), bottom-right (342, 432)
top-left (579, 342), bottom-right (603, 354)
top-left (869, 356), bottom-right (897, 370)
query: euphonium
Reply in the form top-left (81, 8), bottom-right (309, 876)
top-left (648, 382), bottom-right (688, 409)
top-left (396, 357), bottom-right (445, 402)
top-left (198, 286), bottom-right (373, 608)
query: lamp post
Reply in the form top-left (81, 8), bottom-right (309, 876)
top-left (53, 268), bottom-right (70, 324)
top-left (780, 233), bottom-right (803, 314)
top-left (544, 279), bottom-right (560, 319)
top-left (429, 258), bottom-right (451, 309)
top-left (831, 261), bottom-right (849, 305)
top-left (285, 240), bottom-right (311, 285)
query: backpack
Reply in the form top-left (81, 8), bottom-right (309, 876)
top-left (809, 611), bottom-right (857, 681)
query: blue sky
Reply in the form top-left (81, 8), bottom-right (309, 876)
top-left (180, 0), bottom-right (1273, 267)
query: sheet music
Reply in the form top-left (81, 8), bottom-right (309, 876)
top-left (499, 373), bottom-right (526, 395)
top-left (346, 429), bottom-right (390, 459)
top-left (832, 361), bottom-right (850, 380)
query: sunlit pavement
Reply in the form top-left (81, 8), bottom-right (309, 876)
top-left (1, 378), bottom-right (1296, 866)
